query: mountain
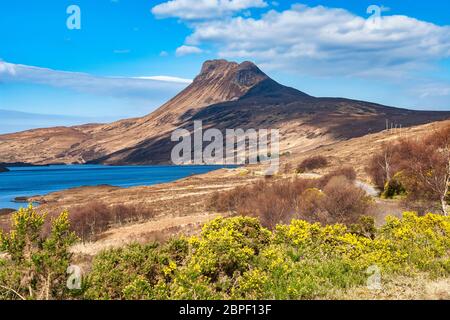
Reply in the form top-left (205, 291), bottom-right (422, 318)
top-left (0, 59), bottom-right (449, 165)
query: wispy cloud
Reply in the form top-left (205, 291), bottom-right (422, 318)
top-left (414, 82), bottom-right (450, 98)
top-left (0, 61), bottom-right (191, 99)
top-left (133, 75), bottom-right (192, 84)
top-left (0, 61), bottom-right (16, 75)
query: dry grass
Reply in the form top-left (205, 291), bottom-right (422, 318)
top-left (70, 214), bottom-right (218, 256)
top-left (0, 209), bottom-right (16, 233)
top-left (329, 274), bottom-right (450, 300)
top-left (283, 120), bottom-right (450, 181)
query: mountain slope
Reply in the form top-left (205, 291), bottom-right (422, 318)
top-left (0, 59), bottom-right (449, 165)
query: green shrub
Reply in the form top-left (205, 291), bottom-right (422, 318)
top-left (349, 216), bottom-right (377, 239)
top-left (0, 205), bottom-right (77, 300)
top-left (382, 174), bottom-right (407, 199)
top-left (81, 213), bottom-right (450, 300)
top-left (84, 238), bottom-right (189, 300)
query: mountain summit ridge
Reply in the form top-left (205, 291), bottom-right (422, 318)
top-left (0, 59), bottom-right (449, 165)
top-left (149, 59), bottom-right (271, 119)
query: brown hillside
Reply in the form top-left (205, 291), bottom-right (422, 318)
top-left (0, 59), bottom-right (449, 165)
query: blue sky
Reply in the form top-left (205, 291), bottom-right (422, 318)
top-left (1, 0), bottom-right (450, 133)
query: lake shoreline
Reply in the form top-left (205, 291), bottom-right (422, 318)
top-left (0, 162), bottom-right (61, 168)
top-left (0, 164), bottom-right (236, 210)
top-left (18, 167), bottom-right (254, 254)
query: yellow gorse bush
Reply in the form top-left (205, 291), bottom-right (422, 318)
top-left (84, 213), bottom-right (450, 300)
top-left (379, 212), bottom-right (450, 274)
top-left (186, 217), bottom-right (271, 277)
top-left (0, 205), bottom-right (77, 300)
top-left (274, 212), bottom-right (449, 274)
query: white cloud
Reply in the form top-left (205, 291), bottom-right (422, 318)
top-left (152, 0), bottom-right (267, 20)
top-left (0, 61), bottom-right (191, 99)
top-left (403, 80), bottom-right (450, 110)
top-left (133, 76), bottom-right (192, 84)
top-left (175, 45), bottom-right (204, 56)
top-left (182, 4), bottom-right (450, 77)
top-left (0, 61), bottom-right (16, 75)
top-left (416, 82), bottom-right (450, 98)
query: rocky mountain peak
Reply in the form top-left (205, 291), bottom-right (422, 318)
top-left (152, 59), bottom-right (270, 112)
top-left (199, 59), bottom-right (238, 76)
top-left (195, 59), bottom-right (268, 89)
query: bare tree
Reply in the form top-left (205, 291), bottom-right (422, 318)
top-left (441, 159), bottom-right (450, 215)
top-left (366, 125), bottom-right (450, 215)
top-left (408, 152), bottom-right (449, 215)
top-left (398, 126), bottom-right (450, 215)
top-left (425, 127), bottom-right (450, 215)
top-left (366, 142), bottom-right (398, 189)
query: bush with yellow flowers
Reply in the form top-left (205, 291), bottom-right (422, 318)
top-left (155, 217), bottom-right (272, 300)
top-left (187, 217), bottom-right (271, 277)
top-left (66, 213), bottom-right (450, 300)
top-left (379, 212), bottom-right (450, 275)
top-left (0, 205), bottom-right (77, 300)
top-left (84, 237), bottom-right (189, 300)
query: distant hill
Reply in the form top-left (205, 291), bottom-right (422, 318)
top-left (0, 109), bottom-right (104, 135)
top-left (0, 59), bottom-right (449, 165)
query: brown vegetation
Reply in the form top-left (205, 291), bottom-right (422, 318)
top-left (296, 156), bottom-right (328, 173)
top-left (0, 209), bottom-right (15, 216)
top-left (319, 166), bottom-right (357, 186)
top-left (321, 176), bottom-right (371, 223)
top-left (209, 167), bottom-right (371, 228)
top-left (0, 202), bottom-right (156, 242)
top-left (68, 202), bottom-right (156, 242)
top-left (367, 125), bottom-right (450, 215)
